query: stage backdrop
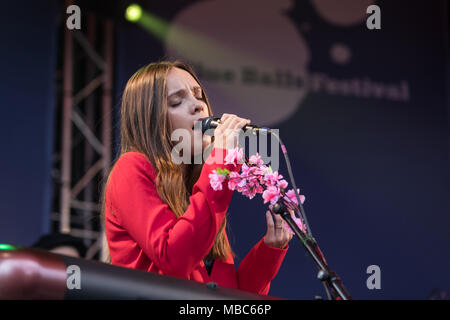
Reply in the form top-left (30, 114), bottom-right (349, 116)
top-left (0, 1), bottom-right (58, 245)
top-left (115, 0), bottom-right (450, 299)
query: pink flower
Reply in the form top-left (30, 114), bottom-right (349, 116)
top-left (209, 170), bottom-right (226, 191)
top-left (255, 184), bottom-right (264, 194)
top-left (277, 179), bottom-right (288, 189)
top-left (240, 163), bottom-right (251, 177)
top-left (253, 165), bottom-right (267, 177)
top-left (242, 186), bottom-right (257, 199)
top-left (264, 171), bottom-right (283, 187)
top-left (285, 189), bottom-right (305, 205)
top-left (208, 152), bottom-right (307, 225)
top-left (262, 186), bottom-right (280, 205)
top-left (224, 147), bottom-right (244, 166)
top-left (228, 171), bottom-right (243, 191)
top-left (263, 173), bottom-right (274, 187)
top-left (283, 215), bottom-right (307, 234)
top-left (249, 153), bottom-right (263, 166)
top-left (256, 166), bottom-right (270, 183)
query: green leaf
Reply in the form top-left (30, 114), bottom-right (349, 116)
top-left (216, 167), bottom-right (230, 176)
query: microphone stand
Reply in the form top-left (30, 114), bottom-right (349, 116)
top-left (272, 201), bottom-right (353, 300)
top-left (237, 129), bottom-right (351, 299)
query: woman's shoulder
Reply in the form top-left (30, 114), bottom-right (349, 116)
top-left (111, 152), bottom-right (157, 180)
top-left (116, 151), bottom-right (149, 163)
top-left (105, 152), bottom-right (157, 217)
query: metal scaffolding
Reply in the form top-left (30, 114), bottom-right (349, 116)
top-left (52, 2), bottom-right (114, 261)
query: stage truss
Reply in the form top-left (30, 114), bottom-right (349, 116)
top-left (51, 1), bottom-right (114, 261)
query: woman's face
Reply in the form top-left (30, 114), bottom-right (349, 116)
top-left (166, 67), bottom-right (211, 157)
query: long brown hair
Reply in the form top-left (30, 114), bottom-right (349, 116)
top-left (103, 61), bottom-right (232, 261)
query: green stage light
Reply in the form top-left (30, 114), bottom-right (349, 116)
top-left (125, 4), bottom-right (143, 22)
top-left (0, 243), bottom-right (17, 251)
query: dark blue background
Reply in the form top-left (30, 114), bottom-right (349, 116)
top-left (0, 1), bottom-right (57, 245)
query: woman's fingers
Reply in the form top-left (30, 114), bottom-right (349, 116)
top-left (231, 118), bottom-right (250, 130)
top-left (265, 211), bottom-right (275, 240)
top-left (276, 213), bottom-right (294, 247)
top-left (214, 114), bottom-right (251, 149)
top-left (264, 210), bottom-right (294, 249)
top-left (220, 113), bottom-right (232, 123)
top-left (219, 115), bottom-right (249, 131)
top-left (287, 231), bottom-right (293, 242)
top-left (273, 213), bottom-right (284, 238)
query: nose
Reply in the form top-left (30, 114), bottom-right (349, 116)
top-left (190, 98), bottom-right (205, 115)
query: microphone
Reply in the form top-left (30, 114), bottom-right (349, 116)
top-left (200, 116), bottom-right (270, 134)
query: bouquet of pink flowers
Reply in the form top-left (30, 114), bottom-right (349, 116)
top-left (209, 147), bottom-right (307, 234)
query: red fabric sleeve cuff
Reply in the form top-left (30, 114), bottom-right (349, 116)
top-left (255, 237), bottom-right (289, 278)
top-left (260, 237), bottom-right (289, 256)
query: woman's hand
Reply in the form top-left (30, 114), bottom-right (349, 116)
top-left (263, 210), bottom-right (294, 249)
top-left (213, 113), bottom-right (250, 150)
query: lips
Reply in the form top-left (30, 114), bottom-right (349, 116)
top-left (192, 118), bottom-right (203, 131)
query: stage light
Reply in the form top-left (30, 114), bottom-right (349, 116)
top-left (124, 5), bottom-right (169, 40)
top-left (125, 4), bottom-right (143, 22)
top-left (0, 243), bottom-right (17, 251)
top-left (123, 4), bottom-right (222, 59)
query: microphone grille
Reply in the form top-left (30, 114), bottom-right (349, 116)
top-left (200, 116), bottom-right (221, 133)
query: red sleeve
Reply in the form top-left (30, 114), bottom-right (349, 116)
top-left (108, 148), bottom-right (237, 278)
top-left (236, 237), bottom-right (289, 295)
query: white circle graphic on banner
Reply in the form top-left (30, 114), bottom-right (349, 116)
top-left (311, 0), bottom-right (375, 26)
top-left (165, 0), bottom-right (310, 126)
top-left (330, 43), bottom-right (352, 65)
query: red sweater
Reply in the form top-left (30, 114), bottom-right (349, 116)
top-left (104, 148), bottom-right (288, 295)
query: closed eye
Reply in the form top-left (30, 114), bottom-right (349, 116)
top-left (194, 87), bottom-right (204, 100)
top-left (168, 87), bottom-right (204, 106)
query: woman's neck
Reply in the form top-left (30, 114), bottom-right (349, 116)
top-left (180, 163), bottom-right (189, 177)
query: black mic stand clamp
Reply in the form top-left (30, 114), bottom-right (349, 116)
top-left (272, 201), bottom-right (353, 300)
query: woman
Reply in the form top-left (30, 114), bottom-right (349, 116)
top-left (103, 61), bottom-right (292, 295)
